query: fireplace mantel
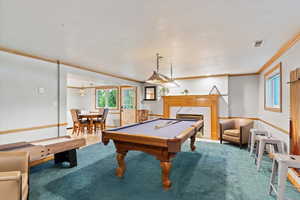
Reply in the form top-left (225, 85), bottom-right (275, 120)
top-left (162, 95), bottom-right (219, 140)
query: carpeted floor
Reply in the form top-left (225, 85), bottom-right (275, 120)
top-left (30, 141), bottom-right (299, 200)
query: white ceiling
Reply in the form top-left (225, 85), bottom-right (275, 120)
top-left (67, 73), bottom-right (112, 87)
top-left (1, 0), bottom-right (300, 81)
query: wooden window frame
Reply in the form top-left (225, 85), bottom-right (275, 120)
top-left (144, 86), bottom-right (157, 101)
top-left (264, 62), bottom-right (282, 112)
top-left (95, 86), bottom-right (120, 110)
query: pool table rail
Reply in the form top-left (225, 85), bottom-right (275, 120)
top-left (102, 130), bottom-right (169, 148)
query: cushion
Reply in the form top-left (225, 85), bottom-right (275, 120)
top-left (224, 129), bottom-right (240, 137)
top-left (222, 135), bottom-right (240, 143)
top-left (94, 119), bottom-right (104, 123)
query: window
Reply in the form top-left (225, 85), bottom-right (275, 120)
top-left (122, 88), bottom-right (135, 109)
top-left (95, 87), bottom-right (118, 109)
top-left (265, 63), bottom-right (282, 112)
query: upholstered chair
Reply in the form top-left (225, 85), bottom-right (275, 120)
top-left (220, 119), bottom-right (254, 148)
top-left (0, 152), bottom-right (29, 200)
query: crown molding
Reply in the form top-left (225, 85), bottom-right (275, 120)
top-left (257, 32), bottom-right (300, 73)
top-left (174, 72), bottom-right (259, 80)
top-left (228, 72), bottom-right (259, 77)
top-left (0, 46), bottom-right (143, 83)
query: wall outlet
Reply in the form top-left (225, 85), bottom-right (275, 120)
top-left (38, 87), bottom-right (45, 94)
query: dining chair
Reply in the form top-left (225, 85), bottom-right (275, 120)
top-left (70, 109), bottom-right (89, 136)
top-left (94, 108), bottom-right (109, 133)
top-left (97, 108), bottom-right (104, 115)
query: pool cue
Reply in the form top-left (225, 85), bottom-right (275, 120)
top-left (155, 120), bottom-right (181, 129)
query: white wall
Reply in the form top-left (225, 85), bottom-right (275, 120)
top-left (142, 77), bottom-right (230, 117)
top-left (256, 39), bottom-right (300, 186)
top-left (168, 77), bottom-right (228, 96)
top-left (0, 51), bottom-right (142, 145)
top-left (65, 67), bottom-right (142, 128)
top-left (0, 51), bottom-right (67, 145)
top-left (258, 42), bottom-right (300, 151)
top-left (142, 75), bottom-right (262, 120)
top-left (229, 75), bottom-right (259, 118)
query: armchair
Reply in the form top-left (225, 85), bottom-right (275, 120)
top-left (0, 152), bottom-right (29, 200)
top-left (220, 119), bottom-right (254, 148)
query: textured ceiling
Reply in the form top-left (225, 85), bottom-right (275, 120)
top-left (1, 0), bottom-right (300, 81)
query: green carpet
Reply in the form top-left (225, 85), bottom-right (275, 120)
top-left (30, 141), bottom-right (299, 200)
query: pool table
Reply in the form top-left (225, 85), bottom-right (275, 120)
top-left (102, 118), bottom-right (204, 189)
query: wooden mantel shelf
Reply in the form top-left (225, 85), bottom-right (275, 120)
top-left (161, 94), bottom-right (221, 97)
top-left (162, 95), bottom-right (219, 140)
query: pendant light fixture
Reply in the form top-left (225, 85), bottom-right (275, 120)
top-left (146, 53), bottom-right (171, 84)
top-left (163, 63), bottom-right (180, 88)
top-left (79, 84), bottom-right (86, 96)
top-left (79, 88), bottom-right (86, 96)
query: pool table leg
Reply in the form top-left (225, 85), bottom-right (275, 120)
top-left (160, 161), bottom-right (172, 189)
top-left (116, 151), bottom-right (127, 178)
top-left (190, 134), bottom-right (196, 151)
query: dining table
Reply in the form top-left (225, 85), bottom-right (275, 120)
top-left (78, 112), bottom-right (103, 134)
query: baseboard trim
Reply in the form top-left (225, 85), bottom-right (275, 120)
top-left (0, 123), bottom-right (68, 135)
top-left (219, 116), bottom-right (259, 121)
top-left (258, 119), bottom-right (289, 134)
top-left (218, 116), bottom-right (289, 135)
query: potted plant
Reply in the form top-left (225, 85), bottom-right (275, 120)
top-left (159, 87), bottom-right (169, 96)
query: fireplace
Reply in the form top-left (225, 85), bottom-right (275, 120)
top-left (176, 113), bottom-right (204, 137)
top-left (162, 95), bottom-right (219, 140)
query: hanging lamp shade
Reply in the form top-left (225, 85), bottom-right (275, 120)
top-left (145, 53), bottom-right (171, 84)
top-left (145, 53), bottom-right (180, 87)
top-left (145, 71), bottom-right (169, 84)
top-left (79, 88), bottom-right (86, 96)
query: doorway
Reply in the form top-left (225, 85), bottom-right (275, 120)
top-left (120, 86), bottom-right (137, 126)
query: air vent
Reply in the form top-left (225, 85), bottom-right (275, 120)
top-left (254, 40), bottom-right (264, 47)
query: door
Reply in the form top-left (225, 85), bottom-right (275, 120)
top-left (290, 69), bottom-right (300, 174)
top-left (120, 86), bottom-right (137, 126)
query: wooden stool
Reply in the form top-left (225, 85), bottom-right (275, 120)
top-left (249, 129), bottom-right (268, 156)
top-left (269, 154), bottom-right (300, 200)
top-left (255, 136), bottom-right (285, 171)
